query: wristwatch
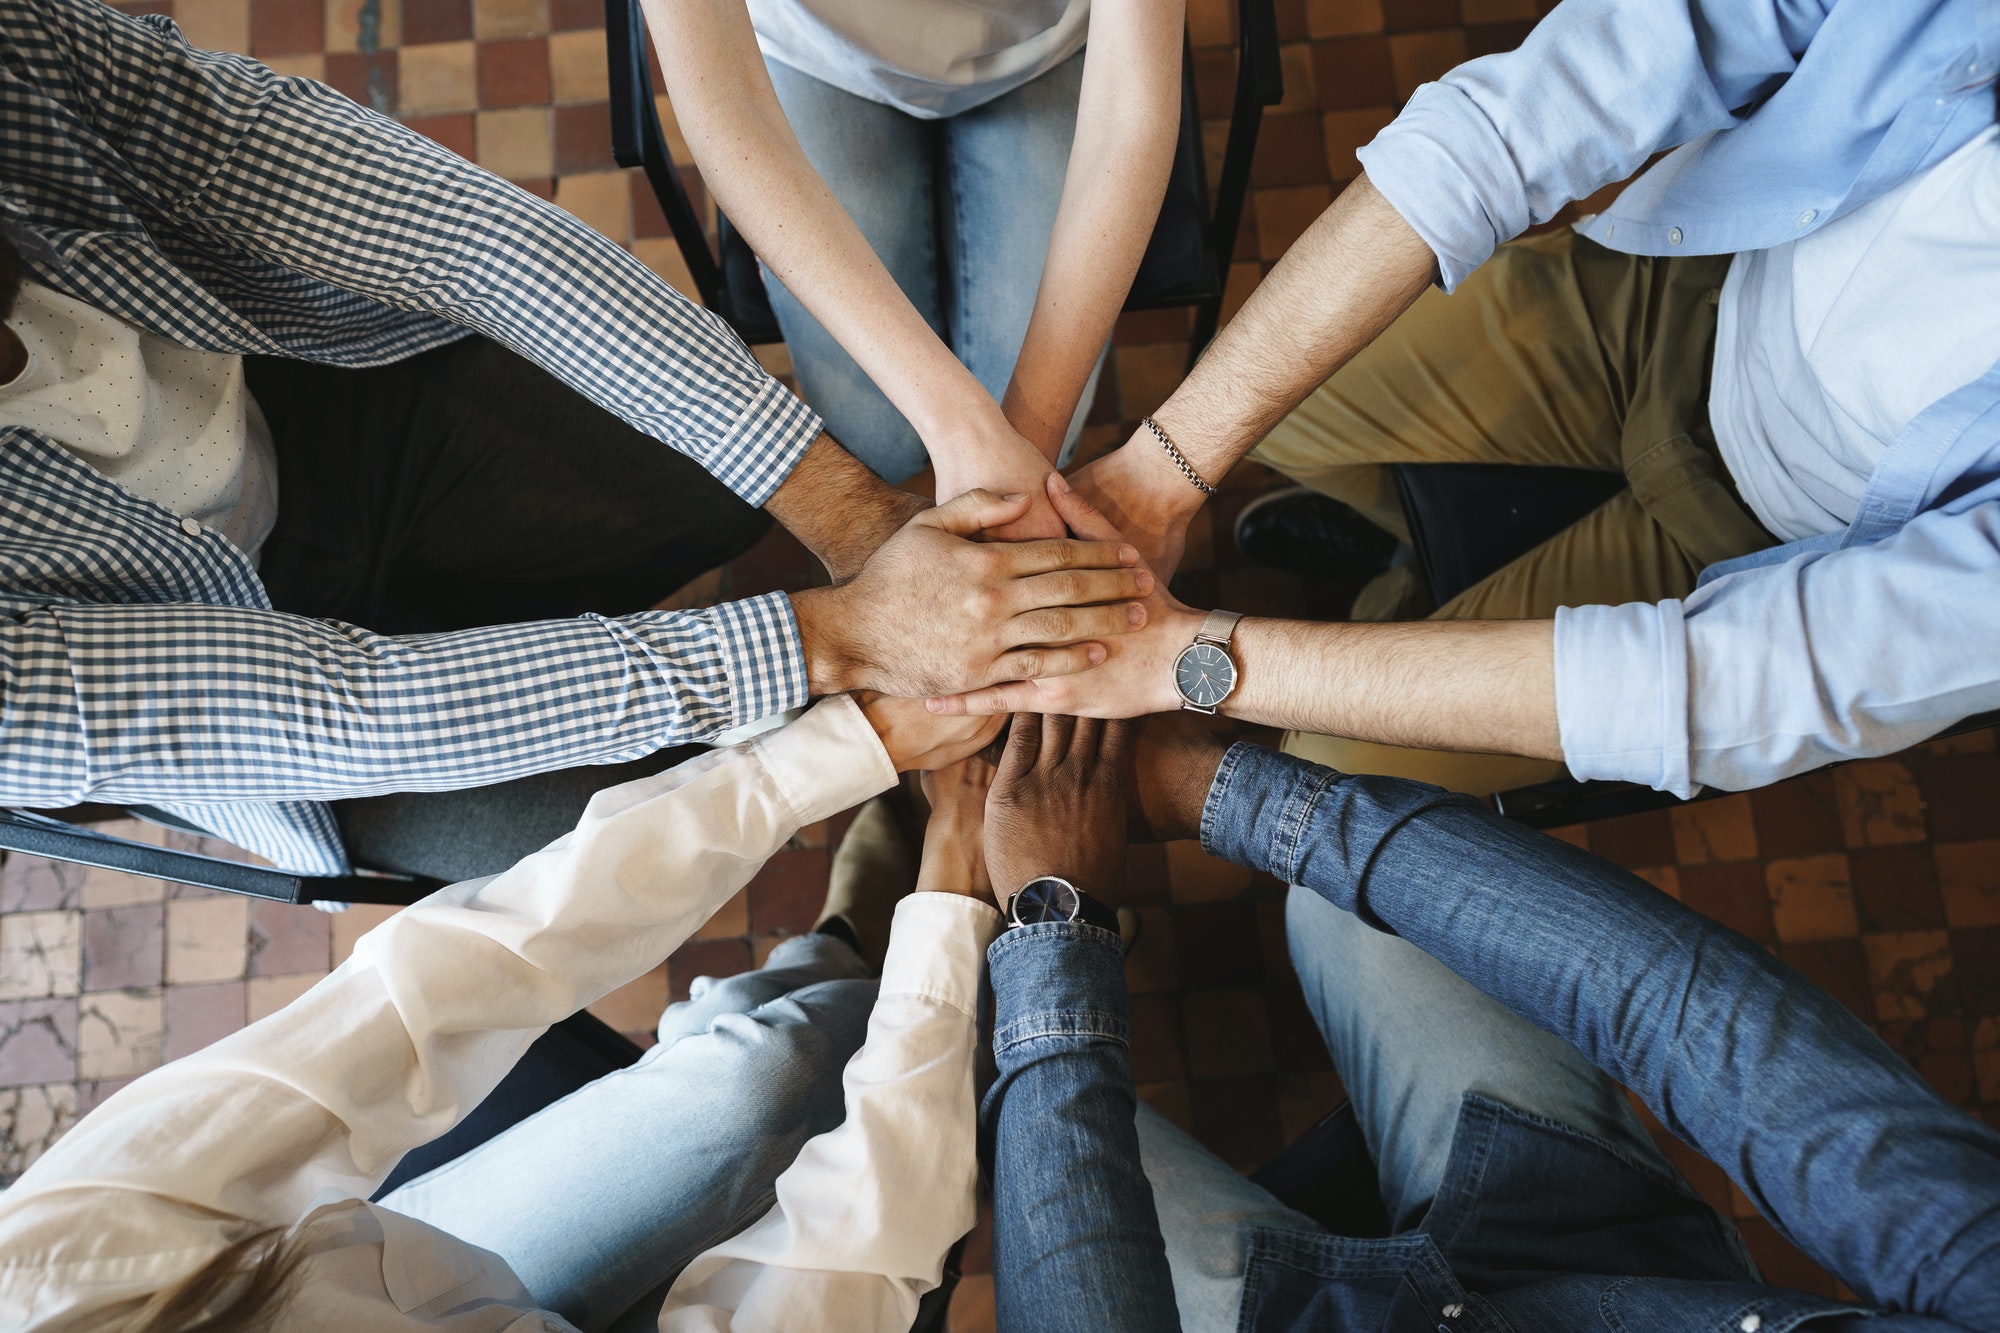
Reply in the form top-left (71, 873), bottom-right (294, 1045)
top-left (1006, 876), bottom-right (1119, 933)
top-left (1173, 609), bottom-right (1243, 714)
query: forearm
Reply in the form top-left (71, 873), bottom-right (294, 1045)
top-left (5, 596), bottom-right (806, 806)
top-left (983, 926), bottom-right (1180, 1333)
top-left (764, 433), bottom-right (928, 582)
top-left (645, 0), bottom-right (1007, 456)
top-left (192, 64), bottom-right (819, 500)
top-left (1226, 615), bottom-right (1560, 760)
top-left (1002, 0), bottom-right (1185, 457)
top-left (1152, 174), bottom-right (1436, 489)
top-left (1201, 743), bottom-right (2000, 1321)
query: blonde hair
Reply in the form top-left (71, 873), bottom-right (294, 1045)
top-left (115, 1227), bottom-right (306, 1333)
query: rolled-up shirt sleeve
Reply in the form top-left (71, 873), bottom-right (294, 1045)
top-left (1555, 499), bottom-right (2000, 795)
top-left (1355, 0), bottom-right (1802, 290)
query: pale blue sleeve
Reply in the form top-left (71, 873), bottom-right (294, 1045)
top-left (1356, 0), bottom-right (1819, 289)
top-left (1555, 498), bottom-right (2000, 795)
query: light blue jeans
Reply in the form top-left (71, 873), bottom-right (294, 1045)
top-left (1136, 886), bottom-right (1675, 1332)
top-left (762, 52), bottom-right (1101, 481)
top-left (380, 934), bottom-right (876, 1333)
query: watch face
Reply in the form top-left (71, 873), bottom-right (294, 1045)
top-left (1175, 642), bottom-right (1236, 709)
top-left (1013, 876), bottom-right (1080, 925)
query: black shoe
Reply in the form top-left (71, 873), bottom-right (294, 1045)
top-left (1235, 486), bottom-right (1398, 580)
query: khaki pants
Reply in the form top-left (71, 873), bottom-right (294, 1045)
top-left (1252, 230), bottom-right (1775, 794)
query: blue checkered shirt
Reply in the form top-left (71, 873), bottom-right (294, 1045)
top-left (0, 0), bottom-right (821, 874)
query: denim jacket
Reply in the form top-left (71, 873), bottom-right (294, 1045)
top-left (981, 922), bottom-right (1183, 1333)
top-left (1202, 743), bottom-right (2000, 1332)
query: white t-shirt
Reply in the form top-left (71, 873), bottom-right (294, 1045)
top-left (747, 0), bottom-right (1089, 119)
top-left (0, 281), bottom-right (279, 562)
top-left (1708, 125), bottom-right (2000, 543)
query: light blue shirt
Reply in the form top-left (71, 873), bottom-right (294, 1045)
top-left (1357, 0), bottom-right (2000, 795)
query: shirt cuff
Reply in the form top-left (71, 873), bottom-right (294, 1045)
top-left (1357, 81), bottom-right (1531, 293)
top-left (709, 378), bottom-right (824, 507)
top-left (747, 693), bottom-right (898, 829)
top-left (708, 591), bottom-right (811, 731)
top-left (988, 923), bottom-right (1129, 1057)
top-left (1554, 600), bottom-right (1695, 797)
top-left (879, 893), bottom-right (1004, 1018)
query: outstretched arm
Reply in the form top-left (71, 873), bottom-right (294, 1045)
top-left (1163, 736), bottom-right (2000, 1328)
top-left (928, 473), bottom-right (1560, 764)
top-left (1000, 0), bottom-right (1185, 458)
top-left (981, 716), bottom-right (1181, 1333)
top-left (1068, 175), bottom-right (1436, 576)
top-left (0, 697), bottom-right (909, 1325)
top-left (643, 0), bottom-right (1062, 534)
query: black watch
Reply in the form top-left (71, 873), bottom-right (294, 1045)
top-left (1006, 876), bottom-right (1119, 934)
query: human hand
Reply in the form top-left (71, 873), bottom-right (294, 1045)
top-left (1066, 429), bottom-right (1210, 581)
top-left (985, 713), bottom-right (1137, 902)
top-left (915, 755), bottom-right (997, 901)
top-left (926, 471), bottom-right (1205, 718)
top-left (930, 419), bottom-right (1064, 543)
top-left (858, 692), bottom-right (1006, 772)
top-left (791, 488), bottom-right (1155, 699)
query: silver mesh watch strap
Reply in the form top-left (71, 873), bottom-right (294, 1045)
top-left (1194, 608), bottom-right (1243, 647)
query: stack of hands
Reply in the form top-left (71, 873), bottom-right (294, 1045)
top-left (862, 694), bottom-right (1234, 920)
top-left (792, 454), bottom-right (1209, 728)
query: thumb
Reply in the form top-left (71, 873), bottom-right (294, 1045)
top-left (921, 488), bottom-right (1034, 537)
top-left (1046, 470), bottom-right (1125, 544)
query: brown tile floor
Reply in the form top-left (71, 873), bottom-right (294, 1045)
top-left (6, 0), bottom-right (1995, 1322)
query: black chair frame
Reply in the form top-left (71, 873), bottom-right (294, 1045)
top-left (0, 806), bottom-right (443, 905)
top-left (606, 0), bottom-right (1283, 368)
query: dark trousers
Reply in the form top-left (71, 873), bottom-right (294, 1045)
top-left (244, 335), bottom-right (772, 882)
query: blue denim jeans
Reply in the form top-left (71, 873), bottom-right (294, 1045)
top-left (380, 934), bottom-right (874, 1333)
top-left (762, 52), bottom-right (1100, 481)
top-left (1135, 887), bottom-right (1685, 1331)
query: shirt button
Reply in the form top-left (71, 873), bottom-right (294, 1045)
top-left (1795, 209), bottom-right (1818, 228)
top-left (1740, 1316), bottom-right (1762, 1332)
top-left (179, 517), bottom-right (203, 537)
top-left (1667, 226), bottom-right (1684, 245)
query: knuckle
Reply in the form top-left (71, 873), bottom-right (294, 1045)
top-left (1030, 609), bottom-right (1074, 641)
top-left (1010, 652), bottom-right (1043, 680)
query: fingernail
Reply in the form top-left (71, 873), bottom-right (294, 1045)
top-left (1118, 544), bottom-right (1138, 564)
top-left (926, 698), bottom-right (944, 712)
top-left (1136, 571), bottom-right (1155, 594)
top-left (1050, 472), bottom-right (1072, 493)
top-left (1088, 644), bottom-right (1107, 664)
top-left (1127, 602), bottom-right (1146, 625)
top-left (1002, 492), bottom-right (1027, 502)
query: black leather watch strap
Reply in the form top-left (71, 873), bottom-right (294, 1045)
top-left (1067, 887), bottom-right (1119, 935)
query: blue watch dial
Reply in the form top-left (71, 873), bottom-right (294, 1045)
top-left (1175, 641), bottom-right (1236, 708)
top-left (1012, 877), bottom-right (1081, 925)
